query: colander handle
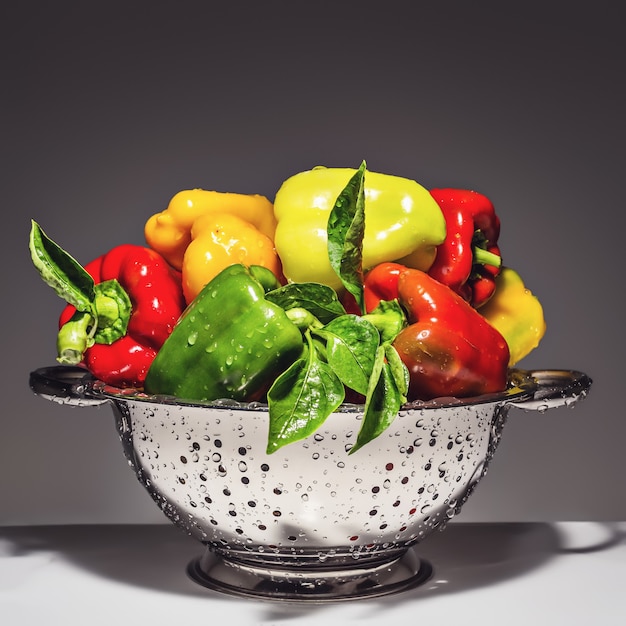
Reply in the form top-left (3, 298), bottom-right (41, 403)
top-left (510, 369), bottom-right (592, 411)
top-left (29, 365), bottom-right (109, 407)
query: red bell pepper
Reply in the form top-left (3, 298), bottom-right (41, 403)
top-left (364, 262), bottom-right (510, 401)
top-left (56, 244), bottom-right (186, 388)
top-left (428, 188), bottom-right (502, 308)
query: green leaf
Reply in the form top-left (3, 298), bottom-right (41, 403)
top-left (315, 315), bottom-right (380, 396)
top-left (327, 161), bottom-right (367, 312)
top-left (266, 332), bottom-right (345, 454)
top-left (349, 346), bottom-right (404, 454)
top-left (265, 282), bottom-right (346, 325)
top-left (384, 342), bottom-right (409, 401)
top-left (29, 220), bottom-right (95, 313)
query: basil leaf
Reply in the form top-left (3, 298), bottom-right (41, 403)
top-left (315, 315), bottom-right (379, 396)
top-left (266, 332), bottom-right (345, 454)
top-left (29, 220), bottom-right (95, 313)
top-left (384, 342), bottom-right (409, 402)
top-left (327, 160), bottom-right (367, 312)
top-left (265, 282), bottom-right (346, 324)
top-left (349, 346), bottom-right (404, 454)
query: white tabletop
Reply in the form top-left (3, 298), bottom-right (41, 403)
top-left (1, 522), bottom-right (624, 625)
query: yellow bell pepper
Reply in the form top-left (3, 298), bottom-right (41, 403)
top-left (272, 166), bottom-right (446, 290)
top-left (145, 189), bottom-right (277, 270)
top-left (181, 212), bottom-right (282, 304)
top-left (480, 266), bottom-right (547, 366)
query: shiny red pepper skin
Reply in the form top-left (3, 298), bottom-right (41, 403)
top-left (364, 262), bottom-right (509, 401)
top-left (428, 188), bottom-right (502, 308)
top-left (59, 245), bottom-right (185, 387)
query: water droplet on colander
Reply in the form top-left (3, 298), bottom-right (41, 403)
top-left (238, 461), bottom-right (247, 472)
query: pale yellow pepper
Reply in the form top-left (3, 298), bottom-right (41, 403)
top-left (145, 189), bottom-right (277, 270)
top-left (181, 212), bottom-right (282, 304)
top-left (480, 266), bottom-right (547, 366)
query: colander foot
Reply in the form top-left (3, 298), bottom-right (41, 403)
top-left (187, 546), bottom-right (433, 602)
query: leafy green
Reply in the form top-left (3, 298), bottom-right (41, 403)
top-left (349, 344), bottom-right (408, 455)
top-left (264, 160), bottom-right (412, 454)
top-left (266, 331), bottom-right (345, 453)
top-left (265, 282), bottom-right (346, 325)
top-left (327, 161), bottom-right (367, 313)
top-left (383, 342), bottom-right (410, 399)
top-left (315, 315), bottom-right (379, 396)
top-left (29, 220), bottom-right (95, 313)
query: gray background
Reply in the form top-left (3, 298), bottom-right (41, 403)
top-left (1, 1), bottom-right (624, 526)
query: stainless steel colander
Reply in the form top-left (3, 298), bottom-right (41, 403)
top-left (30, 365), bottom-right (591, 602)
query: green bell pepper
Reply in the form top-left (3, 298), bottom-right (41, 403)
top-left (272, 165), bottom-right (447, 291)
top-left (144, 264), bottom-right (304, 402)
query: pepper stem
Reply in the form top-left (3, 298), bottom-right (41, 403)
top-left (473, 247), bottom-right (502, 268)
top-left (285, 307), bottom-right (323, 332)
top-left (54, 277), bottom-right (132, 364)
top-left (57, 310), bottom-right (97, 364)
top-left (91, 279), bottom-right (132, 344)
top-left (472, 229), bottom-right (502, 268)
top-left (30, 220), bottom-right (134, 362)
top-left (362, 299), bottom-right (407, 343)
